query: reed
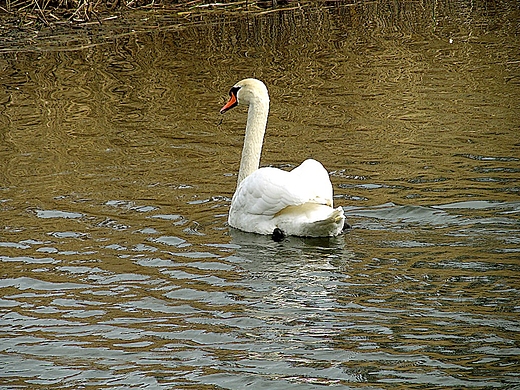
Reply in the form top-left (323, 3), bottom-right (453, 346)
top-left (1, 0), bottom-right (301, 27)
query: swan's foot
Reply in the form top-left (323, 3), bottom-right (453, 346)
top-left (272, 227), bottom-right (286, 242)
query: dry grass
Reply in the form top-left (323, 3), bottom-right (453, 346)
top-left (3, 0), bottom-right (102, 24)
top-left (0, 0), bottom-right (297, 27)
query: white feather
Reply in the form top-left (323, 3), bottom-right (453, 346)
top-left (221, 79), bottom-right (345, 237)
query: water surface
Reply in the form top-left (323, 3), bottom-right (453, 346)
top-left (0, 1), bottom-right (519, 389)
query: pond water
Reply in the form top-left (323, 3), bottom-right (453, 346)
top-left (1, 1), bottom-right (519, 389)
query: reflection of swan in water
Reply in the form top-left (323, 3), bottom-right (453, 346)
top-left (220, 78), bottom-right (346, 240)
top-left (228, 228), bottom-right (350, 321)
top-left (229, 228), bottom-right (347, 271)
top-left (229, 228), bottom-right (346, 251)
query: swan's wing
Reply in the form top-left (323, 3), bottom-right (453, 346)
top-left (231, 168), bottom-right (296, 217)
top-left (289, 159), bottom-right (334, 206)
top-left (231, 159), bottom-right (334, 217)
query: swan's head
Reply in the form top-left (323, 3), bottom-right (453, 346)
top-left (220, 78), bottom-right (269, 114)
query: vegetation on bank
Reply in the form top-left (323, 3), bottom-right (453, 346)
top-left (0, 0), bottom-right (304, 27)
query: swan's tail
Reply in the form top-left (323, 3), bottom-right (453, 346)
top-left (276, 204), bottom-right (346, 237)
top-left (306, 206), bottom-right (345, 237)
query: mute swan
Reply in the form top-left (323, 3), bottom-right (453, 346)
top-left (220, 78), bottom-right (346, 239)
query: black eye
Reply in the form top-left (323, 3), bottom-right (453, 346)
top-left (229, 86), bottom-right (241, 96)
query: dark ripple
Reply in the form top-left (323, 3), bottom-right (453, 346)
top-left (1, 199), bottom-right (518, 388)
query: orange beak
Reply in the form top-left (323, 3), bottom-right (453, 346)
top-left (220, 91), bottom-right (238, 114)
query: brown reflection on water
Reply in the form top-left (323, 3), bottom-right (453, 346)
top-left (0, 5), bottom-right (517, 252)
top-left (1, 3), bottom-right (518, 210)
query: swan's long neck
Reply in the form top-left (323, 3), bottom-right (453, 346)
top-left (237, 98), bottom-right (269, 185)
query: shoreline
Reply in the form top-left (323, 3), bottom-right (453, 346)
top-left (0, 0), bottom-right (327, 52)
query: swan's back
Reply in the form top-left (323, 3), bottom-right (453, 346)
top-left (228, 159), bottom-right (345, 237)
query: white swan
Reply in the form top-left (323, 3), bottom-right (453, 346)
top-left (220, 78), bottom-right (346, 238)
